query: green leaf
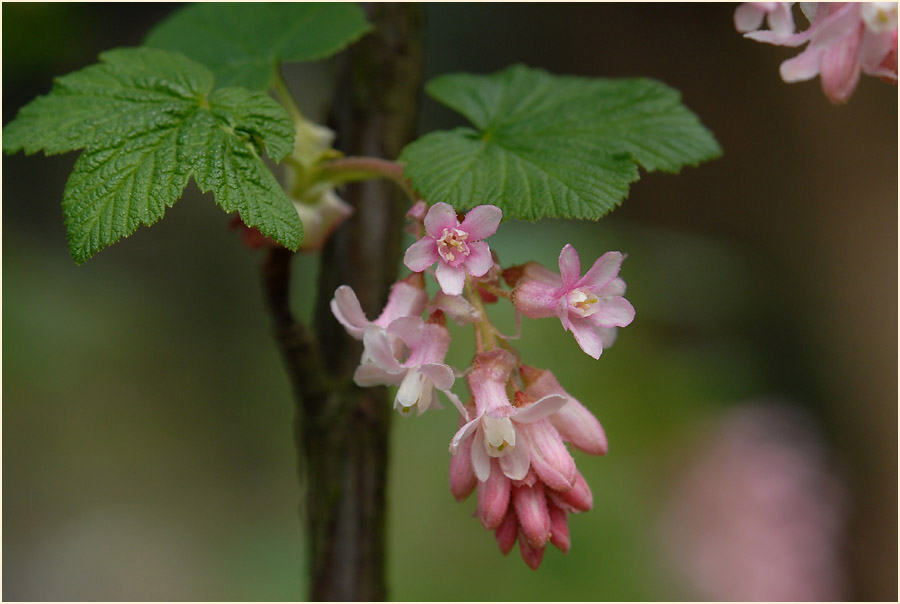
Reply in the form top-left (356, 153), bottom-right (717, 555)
top-left (399, 64), bottom-right (722, 221)
top-left (3, 47), bottom-right (302, 263)
top-left (144, 2), bottom-right (372, 90)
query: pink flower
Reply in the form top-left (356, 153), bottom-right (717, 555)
top-left (511, 244), bottom-right (635, 359)
top-left (449, 350), bottom-right (572, 486)
top-left (742, 2), bottom-right (898, 103)
top-left (403, 202), bottom-right (502, 296)
top-left (447, 350), bottom-right (603, 569)
top-left (354, 315), bottom-right (460, 416)
top-left (734, 3), bottom-right (796, 40)
top-left (330, 273), bottom-right (427, 340)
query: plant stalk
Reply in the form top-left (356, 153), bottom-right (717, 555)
top-left (262, 4), bottom-right (424, 601)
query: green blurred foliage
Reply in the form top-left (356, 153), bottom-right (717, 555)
top-left (3, 3), bottom-right (896, 601)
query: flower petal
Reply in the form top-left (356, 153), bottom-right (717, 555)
top-left (449, 415), bottom-right (480, 454)
top-left (353, 362), bottom-right (400, 387)
top-left (767, 2), bottom-right (796, 38)
top-left (362, 325), bottom-right (404, 372)
top-left (395, 370), bottom-right (426, 412)
top-left (578, 251), bottom-right (623, 291)
top-left (498, 440), bottom-right (530, 481)
top-left (330, 285), bottom-right (369, 339)
top-left (818, 28), bottom-right (863, 103)
top-left (513, 393), bottom-right (568, 424)
top-left (471, 427), bottom-right (492, 482)
top-left (463, 241), bottom-right (494, 277)
top-left (780, 47), bottom-right (823, 82)
top-left (458, 204), bottom-right (502, 240)
top-left (386, 315), bottom-right (425, 350)
top-left (569, 317), bottom-right (604, 359)
top-left (418, 363), bottom-right (456, 391)
top-left (373, 275), bottom-right (427, 329)
top-left (588, 296), bottom-right (636, 328)
top-left (733, 3), bottom-right (765, 33)
top-left (406, 323), bottom-right (452, 367)
top-left (557, 244), bottom-right (582, 288)
top-left (435, 262), bottom-right (467, 296)
top-left (423, 202), bottom-right (459, 236)
top-left (403, 237), bottom-right (439, 273)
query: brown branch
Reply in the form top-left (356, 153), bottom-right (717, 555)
top-left (261, 4), bottom-right (424, 601)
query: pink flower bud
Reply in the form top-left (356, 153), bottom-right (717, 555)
top-left (494, 508), bottom-right (519, 555)
top-left (548, 470), bottom-right (593, 513)
top-left (518, 418), bottom-right (576, 492)
top-left (449, 417), bottom-right (477, 502)
top-left (478, 459), bottom-right (512, 530)
top-left (518, 529), bottom-right (546, 570)
top-left (521, 365), bottom-right (609, 456)
top-left (548, 503), bottom-right (571, 554)
top-left (513, 482), bottom-right (551, 549)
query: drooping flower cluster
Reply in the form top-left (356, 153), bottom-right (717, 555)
top-left (736, 2), bottom-right (898, 103)
top-left (331, 201), bottom-right (634, 568)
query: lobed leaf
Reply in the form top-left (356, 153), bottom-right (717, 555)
top-left (144, 2), bottom-right (372, 90)
top-left (399, 64), bottom-right (722, 221)
top-left (3, 47), bottom-right (302, 263)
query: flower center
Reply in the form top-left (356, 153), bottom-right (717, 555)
top-left (567, 288), bottom-right (600, 318)
top-left (482, 415), bottom-right (516, 457)
top-left (437, 227), bottom-right (470, 264)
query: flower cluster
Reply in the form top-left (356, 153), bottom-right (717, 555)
top-left (736, 2), bottom-right (898, 103)
top-left (331, 201), bottom-right (634, 568)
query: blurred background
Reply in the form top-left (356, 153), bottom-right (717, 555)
top-left (3, 3), bottom-right (896, 601)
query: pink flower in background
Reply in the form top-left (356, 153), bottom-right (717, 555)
top-left (658, 403), bottom-right (848, 600)
top-left (511, 244), bottom-right (635, 359)
top-left (738, 2), bottom-right (898, 103)
top-left (404, 202), bottom-right (502, 296)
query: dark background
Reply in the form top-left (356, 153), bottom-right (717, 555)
top-left (3, 3), bottom-right (897, 600)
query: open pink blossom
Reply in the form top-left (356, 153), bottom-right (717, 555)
top-left (330, 273), bottom-right (426, 340)
top-left (741, 2), bottom-right (898, 103)
top-left (354, 315), bottom-right (460, 416)
top-left (511, 244), bottom-right (635, 359)
top-left (449, 350), bottom-right (573, 488)
top-left (404, 202), bottom-right (502, 296)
